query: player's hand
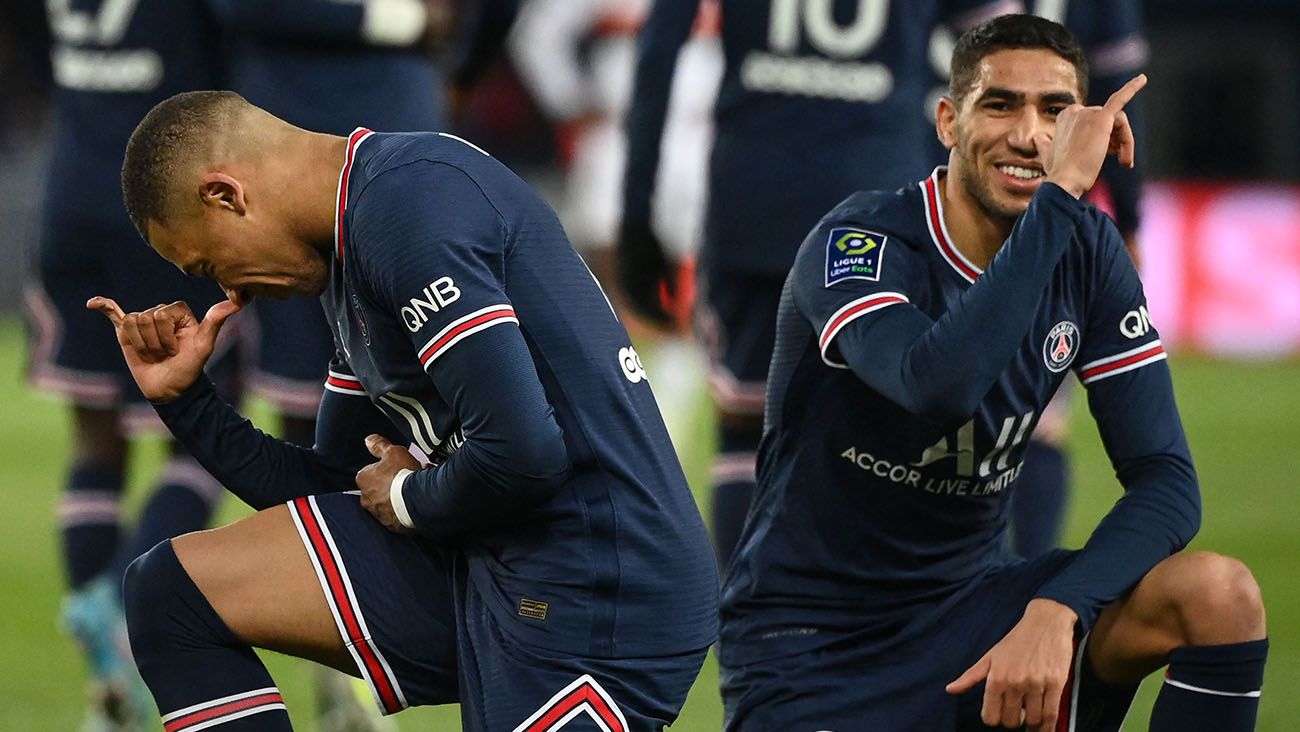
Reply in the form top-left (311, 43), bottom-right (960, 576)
top-left (356, 434), bottom-right (421, 534)
top-left (87, 296), bottom-right (241, 402)
top-left (946, 598), bottom-right (1078, 731)
top-left (1040, 74), bottom-right (1147, 199)
top-left (616, 218), bottom-right (677, 329)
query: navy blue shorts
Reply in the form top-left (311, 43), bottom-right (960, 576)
top-left (720, 550), bottom-right (1139, 731)
top-left (25, 213), bottom-right (237, 431)
top-left (694, 266), bottom-right (786, 417)
top-left (288, 493), bottom-right (707, 730)
top-left (246, 298), bottom-right (335, 418)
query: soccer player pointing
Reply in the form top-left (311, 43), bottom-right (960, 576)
top-left (89, 93), bottom-right (717, 730)
top-left (719, 16), bottom-right (1266, 732)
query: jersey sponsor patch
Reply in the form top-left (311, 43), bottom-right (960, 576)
top-left (825, 227), bottom-right (887, 287)
top-left (1043, 320), bottom-right (1080, 372)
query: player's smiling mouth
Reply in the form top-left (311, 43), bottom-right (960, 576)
top-left (996, 164), bottom-right (1044, 180)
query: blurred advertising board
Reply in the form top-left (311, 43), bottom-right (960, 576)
top-left (1140, 182), bottom-right (1300, 357)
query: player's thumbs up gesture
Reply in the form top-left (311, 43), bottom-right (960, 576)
top-left (1040, 74), bottom-right (1147, 200)
top-left (87, 295), bottom-right (242, 401)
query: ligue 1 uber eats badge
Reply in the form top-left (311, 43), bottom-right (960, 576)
top-left (825, 227), bottom-right (887, 287)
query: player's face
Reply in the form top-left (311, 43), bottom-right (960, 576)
top-left (147, 212), bottom-right (329, 306)
top-left (944, 48), bottom-right (1080, 221)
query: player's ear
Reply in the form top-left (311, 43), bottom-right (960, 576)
top-left (936, 96), bottom-right (958, 150)
top-left (197, 172), bottom-right (247, 215)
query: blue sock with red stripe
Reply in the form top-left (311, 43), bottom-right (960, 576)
top-left (1150, 639), bottom-right (1269, 732)
top-left (124, 540), bottom-right (291, 731)
top-left (60, 463), bottom-right (125, 589)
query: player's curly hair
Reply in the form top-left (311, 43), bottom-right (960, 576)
top-left (121, 90), bottom-right (246, 241)
top-left (950, 14), bottom-right (1089, 105)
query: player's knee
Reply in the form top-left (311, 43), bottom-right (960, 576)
top-left (123, 539), bottom-right (221, 673)
top-left (122, 542), bottom-right (175, 655)
top-left (1165, 551), bottom-right (1265, 643)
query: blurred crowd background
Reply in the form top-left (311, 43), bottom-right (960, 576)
top-left (1, 1), bottom-right (1298, 730)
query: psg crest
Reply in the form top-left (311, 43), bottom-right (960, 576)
top-left (1042, 321), bottom-right (1079, 372)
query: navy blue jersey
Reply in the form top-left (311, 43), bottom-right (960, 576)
top-left (157, 130), bottom-right (718, 658)
top-left (211, 0), bottom-right (443, 134)
top-left (624, 0), bottom-right (1022, 274)
top-left (924, 0), bottom-right (1148, 233)
top-left (719, 170), bottom-right (1199, 665)
top-left (44, 0), bottom-right (225, 225)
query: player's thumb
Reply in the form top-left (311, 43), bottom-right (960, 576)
top-left (197, 299), bottom-right (242, 341)
top-left (1034, 132), bottom-right (1054, 174)
top-left (946, 655), bottom-right (990, 695)
top-left (365, 434), bottom-right (392, 459)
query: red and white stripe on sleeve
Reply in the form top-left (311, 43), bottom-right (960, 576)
top-left (1078, 340), bottom-right (1167, 385)
top-left (324, 370), bottom-right (367, 397)
top-left (818, 292), bottom-right (910, 369)
top-left (416, 304), bottom-right (519, 369)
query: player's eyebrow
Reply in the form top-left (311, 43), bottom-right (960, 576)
top-left (1039, 91), bottom-right (1078, 106)
top-left (976, 87), bottom-right (1023, 104)
top-left (975, 88), bottom-right (1078, 106)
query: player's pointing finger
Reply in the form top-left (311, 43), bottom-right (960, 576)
top-left (946, 654), bottom-right (990, 694)
top-left (1103, 73), bottom-right (1147, 114)
top-left (86, 296), bottom-right (126, 327)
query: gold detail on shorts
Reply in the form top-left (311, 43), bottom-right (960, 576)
top-left (518, 598), bottom-right (549, 620)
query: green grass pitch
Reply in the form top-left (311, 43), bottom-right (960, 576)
top-left (1, 314), bottom-right (1295, 730)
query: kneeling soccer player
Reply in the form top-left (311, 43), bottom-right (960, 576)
top-left (718, 15), bottom-right (1266, 732)
top-left (93, 91), bottom-right (718, 731)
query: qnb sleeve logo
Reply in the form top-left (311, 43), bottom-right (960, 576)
top-left (825, 227), bottom-right (888, 286)
top-left (401, 276), bottom-right (461, 332)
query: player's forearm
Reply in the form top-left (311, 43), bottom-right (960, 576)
top-left (621, 0), bottom-right (698, 225)
top-left (839, 183), bottom-right (1088, 423)
top-left (152, 376), bottom-right (357, 509)
top-left (396, 428), bottom-right (571, 540)
top-left (396, 323), bottom-right (573, 538)
top-left (1035, 453), bottom-right (1200, 631)
top-left (1035, 365), bottom-right (1200, 630)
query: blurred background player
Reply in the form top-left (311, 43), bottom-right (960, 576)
top-left (923, 0), bottom-right (1148, 558)
top-left (211, 0), bottom-right (453, 444)
top-left (507, 0), bottom-right (722, 440)
top-left (24, 0), bottom-right (232, 728)
top-left (198, 1), bottom-right (455, 729)
top-left (620, 0), bottom-right (1023, 572)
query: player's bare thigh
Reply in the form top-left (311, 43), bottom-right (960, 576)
top-left (1086, 550), bottom-right (1266, 685)
top-left (172, 504), bottom-right (356, 675)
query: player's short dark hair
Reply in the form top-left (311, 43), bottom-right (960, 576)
top-left (949, 14), bottom-right (1088, 104)
top-left (121, 90), bottom-right (246, 241)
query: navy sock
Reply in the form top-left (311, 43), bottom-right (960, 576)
top-left (711, 425), bottom-right (760, 574)
top-left (1150, 639), bottom-right (1269, 732)
top-left (1008, 440), bottom-right (1068, 558)
top-left (124, 540), bottom-right (291, 731)
top-left (59, 463), bottom-right (125, 589)
top-left (112, 457), bottom-right (223, 589)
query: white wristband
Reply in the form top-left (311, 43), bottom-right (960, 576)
top-left (389, 468), bottom-right (416, 529)
top-left (362, 0), bottom-right (427, 47)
